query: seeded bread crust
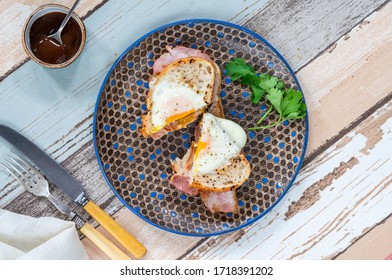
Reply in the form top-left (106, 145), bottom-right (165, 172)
top-left (190, 153), bottom-right (251, 192)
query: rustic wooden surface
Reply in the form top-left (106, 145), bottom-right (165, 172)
top-left (1, 0), bottom-right (391, 260)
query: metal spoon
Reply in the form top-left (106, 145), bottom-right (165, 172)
top-left (47, 0), bottom-right (81, 45)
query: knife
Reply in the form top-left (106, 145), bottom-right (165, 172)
top-left (0, 124), bottom-right (146, 259)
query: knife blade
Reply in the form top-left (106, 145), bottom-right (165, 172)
top-left (0, 124), bottom-right (146, 259)
top-left (0, 124), bottom-right (86, 204)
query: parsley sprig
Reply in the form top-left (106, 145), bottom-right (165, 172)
top-left (225, 58), bottom-right (306, 130)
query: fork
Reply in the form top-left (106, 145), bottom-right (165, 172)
top-left (1, 152), bottom-right (131, 260)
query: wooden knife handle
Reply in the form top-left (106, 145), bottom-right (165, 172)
top-left (83, 200), bottom-right (146, 259)
top-left (80, 223), bottom-right (131, 260)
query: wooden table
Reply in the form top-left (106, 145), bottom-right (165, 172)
top-left (1, 0), bottom-right (391, 260)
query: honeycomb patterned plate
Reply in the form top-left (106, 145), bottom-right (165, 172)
top-left (93, 19), bottom-right (308, 236)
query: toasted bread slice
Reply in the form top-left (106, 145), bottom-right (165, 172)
top-left (171, 143), bottom-right (250, 193)
top-left (193, 65), bottom-right (250, 193)
top-left (140, 57), bottom-right (218, 139)
top-left (191, 153), bottom-right (251, 192)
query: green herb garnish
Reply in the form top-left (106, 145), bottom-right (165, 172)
top-left (225, 58), bottom-right (306, 130)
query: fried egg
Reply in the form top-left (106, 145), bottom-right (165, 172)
top-left (193, 113), bottom-right (247, 174)
top-left (150, 78), bottom-right (207, 132)
top-left (140, 57), bottom-right (217, 139)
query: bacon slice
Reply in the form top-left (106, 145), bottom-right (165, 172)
top-left (153, 46), bottom-right (212, 75)
top-left (194, 125), bottom-right (201, 142)
top-left (170, 145), bottom-right (199, 196)
top-left (151, 128), bottom-right (169, 140)
top-left (170, 174), bottom-right (199, 196)
top-left (201, 191), bottom-right (238, 213)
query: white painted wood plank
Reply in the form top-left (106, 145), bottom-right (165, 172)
top-left (0, 0), bottom-right (267, 81)
top-left (298, 3), bottom-right (392, 152)
top-left (0, 0), bottom-right (268, 206)
top-left (299, 4), bottom-right (392, 111)
top-left (1, 0), bottom-right (390, 260)
top-left (336, 216), bottom-right (392, 260)
top-left (184, 99), bottom-right (392, 259)
top-left (0, 0), bottom-right (269, 79)
top-left (246, 0), bottom-right (387, 70)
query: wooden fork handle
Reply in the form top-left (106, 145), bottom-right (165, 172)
top-left (83, 200), bottom-right (146, 259)
top-left (80, 223), bottom-right (130, 260)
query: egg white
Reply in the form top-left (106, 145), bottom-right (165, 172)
top-left (149, 79), bottom-right (207, 132)
top-left (193, 113), bottom-right (247, 174)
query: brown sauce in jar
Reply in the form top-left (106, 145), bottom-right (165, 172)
top-left (29, 12), bottom-right (82, 64)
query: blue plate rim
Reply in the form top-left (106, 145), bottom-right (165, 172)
top-left (92, 18), bottom-right (309, 237)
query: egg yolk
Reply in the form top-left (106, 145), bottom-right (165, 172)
top-left (165, 109), bottom-right (196, 124)
top-left (151, 109), bottom-right (196, 133)
top-left (194, 140), bottom-right (208, 161)
top-left (193, 138), bottom-right (209, 172)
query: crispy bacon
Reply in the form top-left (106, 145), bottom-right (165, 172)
top-left (153, 46), bottom-right (212, 75)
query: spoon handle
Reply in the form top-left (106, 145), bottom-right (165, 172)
top-left (57, 0), bottom-right (81, 34)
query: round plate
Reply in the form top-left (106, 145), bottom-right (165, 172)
top-left (93, 19), bottom-right (308, 236)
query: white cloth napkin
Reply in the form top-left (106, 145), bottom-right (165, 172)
top-left (0, 209), bottom-right (88, 260)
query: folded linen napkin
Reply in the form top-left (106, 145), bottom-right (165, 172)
top-left (0, 209), bottom-right (88, 260)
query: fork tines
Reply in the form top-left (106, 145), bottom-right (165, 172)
top-left (0, 152), bottom-right (42, 189)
